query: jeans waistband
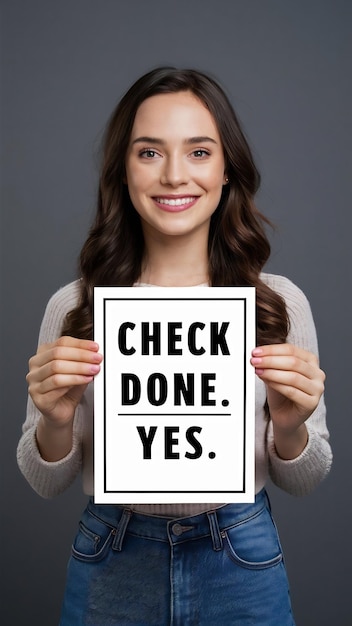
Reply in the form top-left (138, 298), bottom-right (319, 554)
top-left (87, 489), bottom-right (268, 551)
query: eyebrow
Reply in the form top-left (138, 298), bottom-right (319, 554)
top-left (131, 136), bottom-right (218, 146)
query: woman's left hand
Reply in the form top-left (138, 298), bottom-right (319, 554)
top-left (250, 344), bottom-right (325, 458)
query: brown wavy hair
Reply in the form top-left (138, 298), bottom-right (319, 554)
top-left (62, 67), bottom-right (289, 344)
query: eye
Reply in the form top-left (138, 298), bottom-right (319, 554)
top-left (191, 149), bottom-right (210, 159)
top-left (139, 149), bottom-right (159, 159)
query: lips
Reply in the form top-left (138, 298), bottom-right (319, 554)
top-left (153, 196), bottom-right (198, 212)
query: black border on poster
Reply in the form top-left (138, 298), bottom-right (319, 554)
top-left (101, 297), bottom-right (248, 495)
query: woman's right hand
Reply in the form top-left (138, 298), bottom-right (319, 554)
top-left (26, 336), bottom-right (103, 427)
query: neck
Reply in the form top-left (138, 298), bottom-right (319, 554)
top-left (139, 231), bottom-right (209, 287)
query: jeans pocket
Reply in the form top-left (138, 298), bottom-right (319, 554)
top-left (71, 513), bottom-right (115, 563)
top-left (222, 506), bottom-right (283, 570)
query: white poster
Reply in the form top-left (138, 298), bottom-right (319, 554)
top-left (94, 287), bottom-right (256, 504)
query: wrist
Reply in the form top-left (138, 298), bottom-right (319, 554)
top-left (39, 413), bottom-right (74, 431)
top-left (36, 416), bottom-right (74, 462)
top-left (272, 422), bottom-right (308, 460)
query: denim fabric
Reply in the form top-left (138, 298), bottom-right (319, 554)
top-left (59, 490), bottom-right (295, 625)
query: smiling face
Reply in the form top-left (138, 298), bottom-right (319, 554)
top-left (125, 91), bottom-right (227, 244)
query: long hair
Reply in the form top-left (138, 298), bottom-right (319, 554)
top-left (62, 67), bottom-right (289, 344)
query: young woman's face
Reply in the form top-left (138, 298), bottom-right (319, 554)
top-left (125, 91), bottom-right (226, 242)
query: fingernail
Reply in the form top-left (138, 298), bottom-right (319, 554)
top-left (251, 357), bottom-right (262, 365)
top-left (90, 364), bottom-right (100, 374)
top-left (252, 348), bottom-right (263, 356)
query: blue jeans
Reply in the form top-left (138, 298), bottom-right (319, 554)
top-left (59, 490), bottom-right (295, 625)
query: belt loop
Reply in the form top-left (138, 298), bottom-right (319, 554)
top-left (207, 510), bottom-right (223, 552)
top-left (112, 508), bottom-right (132, 552)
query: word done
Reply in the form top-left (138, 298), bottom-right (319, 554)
top-left (122, 372), bottom-right (217, 406)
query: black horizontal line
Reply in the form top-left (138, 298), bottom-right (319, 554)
top-left (118, 413), bottom-right (231, 416)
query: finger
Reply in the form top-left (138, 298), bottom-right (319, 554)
top-left (29, 382), bottom-right (89, 420)
top-left (256, 368), bottom-right (325, 397)
top-left (250, 355), bottom-right (323, 381)
top-left (29, 344), bottom-right (103, 370)
top-left (265, 381), bottom-right (321, 413)
top-left (30, 373), bottom-right (95, 395)
top-left (28, 359), bottom-right (101, 384)
top-left (38, 336), bottom-right (100, 353)
top-left (252, 344), bottom-right (319, 366)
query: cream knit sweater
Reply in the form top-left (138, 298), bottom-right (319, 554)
top-left (17, 274), bottom-right (332, 517)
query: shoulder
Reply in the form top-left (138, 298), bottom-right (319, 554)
top-left (260, 272), bottom-right (310, 311)
top-left (38, 280), bottom-right (81, 343)
top-left (261, 273), bottom-right (317, 351)
top-left (45, 279), bottom-right (81, 314)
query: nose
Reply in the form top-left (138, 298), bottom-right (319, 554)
top-left (160, 155), bottom-right (189, 187)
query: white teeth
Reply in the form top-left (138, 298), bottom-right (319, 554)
top-left (156, 197), bottom-right (195, 206)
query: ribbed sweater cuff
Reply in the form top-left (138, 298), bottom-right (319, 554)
top-left (16, 425), bottom-right (82, 498)
top-left (267, 422), bottom-right (333, 496)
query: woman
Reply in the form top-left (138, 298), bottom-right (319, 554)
top-left (17, 68), bottom-right (332, 625)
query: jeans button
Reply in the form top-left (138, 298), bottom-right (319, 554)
top-left (171, 523), bottom-right (183, 536)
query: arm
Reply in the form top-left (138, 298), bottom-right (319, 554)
top-left (252, 276), bottom-right (332, 496)
top-left (16, 282), bottom-right (102, 498)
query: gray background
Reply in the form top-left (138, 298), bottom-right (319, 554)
top-left (1, 1), bottom-right (350, 624)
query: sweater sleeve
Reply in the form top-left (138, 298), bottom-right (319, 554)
top-left (264, 275), bottom-right (332, 496)
top-left (16, 281), bottom-right (83, 498)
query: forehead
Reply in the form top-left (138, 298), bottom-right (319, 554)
top-left (130, 91), bottom-right (221, 140)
